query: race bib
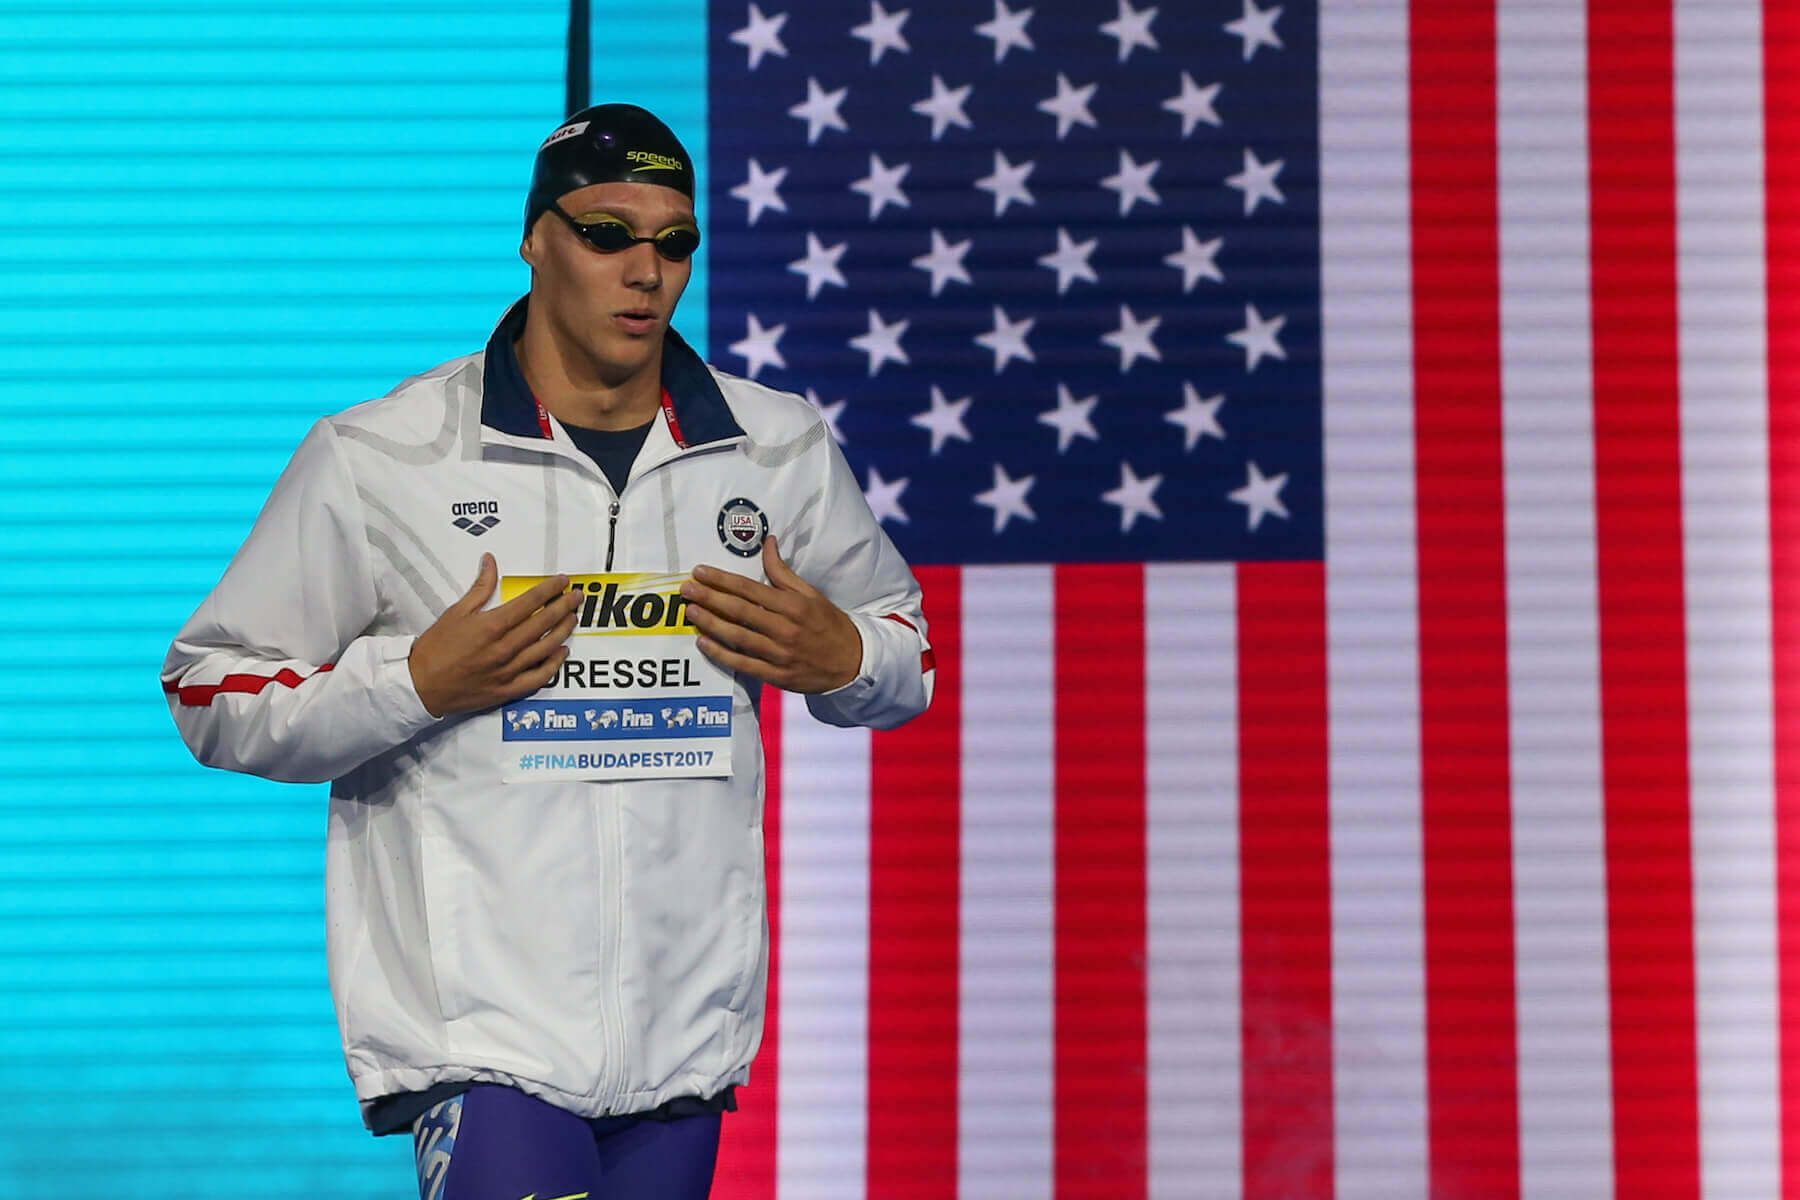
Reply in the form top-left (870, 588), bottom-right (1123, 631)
top-left (499, 572), bottom-right (733, 782)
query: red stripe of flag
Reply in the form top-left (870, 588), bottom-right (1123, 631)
top-left (162, 664), bottom-right (334, 707)
top-left (1587, 3), bottom-right (1702, 1192)
top-left (867, 565), bottom-right (960, 1199)
top-left (1236, 561), bottom-right (1332, 1200)
top-left (711, 688), bottom-right (781, 1200)
top-left (1407, 3), bottom-right (1522, 1194)
top-left (1766, 1), bottom-right (1800, 1194)
top-left (1053, 564), bottom-right (1146, 1200)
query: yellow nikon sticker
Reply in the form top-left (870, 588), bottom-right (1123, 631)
top-left (502, 572), bottom-right (695, 637)
top-left (626, 149), bottom-right (685, 172)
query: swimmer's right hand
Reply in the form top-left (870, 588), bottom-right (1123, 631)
top-left (407, 554), bottom-right (579, 718)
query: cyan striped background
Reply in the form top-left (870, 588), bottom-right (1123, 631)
top-left (0, 3), bottom-right (706, 1193)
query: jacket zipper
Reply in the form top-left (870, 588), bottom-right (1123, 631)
top-left (582, 452), bottom-right (727, 1110)
top-left (601, 802), bottom-right (628, 1113)
top-left (598, 486), bottom-right (625, 1112)
top-left (604, 499), bottom-right (620, 571)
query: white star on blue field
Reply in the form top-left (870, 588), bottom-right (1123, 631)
top-left (707, 0), bottom-right (1322, 564)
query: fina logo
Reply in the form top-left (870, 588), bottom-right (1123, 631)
top-left (450, 499), bottom-right (501, 537)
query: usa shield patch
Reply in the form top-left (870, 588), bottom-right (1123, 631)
top-left (716, 497), bottom-right (768, 557)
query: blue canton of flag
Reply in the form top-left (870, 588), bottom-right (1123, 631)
top-left (706, 0), bottom-right (1320, 564)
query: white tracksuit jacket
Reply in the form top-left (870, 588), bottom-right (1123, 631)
top-left (161, 299), bottom-right (933, 1128)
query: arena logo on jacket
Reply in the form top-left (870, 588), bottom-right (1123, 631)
top-left (497, 572), bottom-right (732, 782)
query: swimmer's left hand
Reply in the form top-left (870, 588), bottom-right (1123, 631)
top-left (681, 535), bottom-right (861, 693)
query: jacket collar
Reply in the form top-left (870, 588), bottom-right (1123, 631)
top-left (480, 295), bottom-right (744, 448)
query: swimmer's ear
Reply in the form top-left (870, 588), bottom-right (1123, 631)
top-left (520, 216), bottom-right (546, 269)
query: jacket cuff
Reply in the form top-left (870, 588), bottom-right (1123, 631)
top-left (369, 635), bottom-right (437, 733)
top-left (807, 610), bottom-right (928, 729)
top-left (815, 611), bottom-right (879, 702)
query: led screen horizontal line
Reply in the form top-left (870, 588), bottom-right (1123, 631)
top-left (3, 95), bottom-right (557, 119)
top-left (8, 1083), bottom-right (344, 1102)
top-left (0, 186), bottom-right (521, 196)
top-left (0, 503), bottom-right (286, 521)
top-left (0, 1057), bottom-right (340, 1079)
top-left (4, 343), bottom-right (494, 366)
top-left (0, 177), bottom-right (522, 191)
top-left (0, 512), bottom-right (291, 530)
top-left (0, 840), bottom-right (317, 856)
top-left (5, 1119), bottom-right (356, 1144)
top-left (0, 582), bottom-right (273, 600)
top-left (12, 995), bottom-right (328, 1022)
top-left (0, 1021), bottom-right (330, 1040)
top-left (0, 439), bottom-right (324, 457)
top-left (9, 65), bottom-right (559, 86)
top-left (4, 958), bottom-right (322, 977)
top-left (4, 36), bottom-right (556, 49)
top-left (0, 239), bottom-right (521, 258)
top-left (7, 8), bottom-right (566, 31)
top-left (0, 905), bottom-right (319, 922)
top-left (6, 14), bottom-right (560, 39)
top-left (0, 127), bottom-right (547, 147)
top-left (1, 905), bottom-right (323, 922)
top-left (0, 706), bottom-right (226, 727)
top-left (0, 899), bottom-right (318, 921)
top-left (0, 574), bottom-right (279, 595)
top-left (0, 806), bottom-right (320, 830)
top-left (7, 323), bottom-right (514, 338)
top-left (14, 0), bottom-right (555, 12)
top-left (0, 871), bottom-right (320, 887)
top-left (0, 766), bottom-right (287, 782)
top-left (9, 48), bottom-right (556, 64)
top-left (4, 452), bottom-right (297, 474)
top-left (1, 295), bottom-right (520, 314)
top-left (0, 721), bottom-right (239, 740)
top-left (0, 562), bottom-right (286, 581)
top-left (0, 832), bottom-right (319, 849)
top-left (3, 261), bottom-right (516, 275)
top-left (7, 980), bottom-right (326, 995)
top-left (0, 851), bottom-right (320, 876)
top-left (0, 368), bottom-right (435, 381)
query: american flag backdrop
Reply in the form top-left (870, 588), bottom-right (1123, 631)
top-left (693, 1), bottom-right (1797, 1197)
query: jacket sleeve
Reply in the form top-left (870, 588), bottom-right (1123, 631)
top-left (161, 420), bottom-right (440, 784)
top-left (788, 424), bottom-right (934, 731)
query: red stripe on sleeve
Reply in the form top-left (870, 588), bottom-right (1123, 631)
top-left (163, 663), bottom-right (335, 707)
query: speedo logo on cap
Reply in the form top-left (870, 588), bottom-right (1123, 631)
top-left (626, 149), bottom-right (685, 173)
top-left (540, 119), bottom-right (590, 149)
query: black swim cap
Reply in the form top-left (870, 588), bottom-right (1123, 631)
top-left (524, 103), bottom-right (697, 238)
